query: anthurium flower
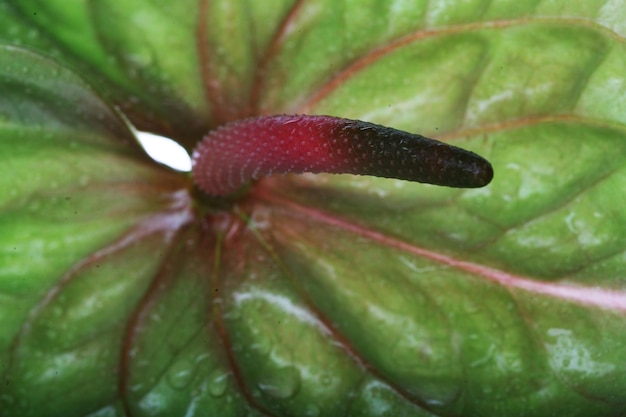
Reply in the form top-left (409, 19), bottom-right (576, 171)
top-left (1, 2), bottom-right (626, 417)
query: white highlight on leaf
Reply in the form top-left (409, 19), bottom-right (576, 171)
top-left (546, 328), bottom-right (615, 375)
top-left (564, 209), bottom-right (604, 247)
top-left (599, 0), bottom-right (626, 37)
top-left (138, 391), bottom-right (167, 414)
top-left (517, 164), bottom-right (555, 199)
top-left (359, 92), bottom-right (433, 123)
top-left (425, 0), bottom-right (472, 26)
top-left (399, 255), bottom-right (437, 273)
top-left (469, 344), bottom-right (496, 368)
top-left (136, 131), bottom-right (191, 172)
top-left (233, 289), bottom-right (329, 335)
top-left (85, 406), bottom-right (117, 417)
top-left (231, 289), bottom-right (335, 386)
top-left (360, 379), bottom-right (424, 413)
top-left (389, 0), bottom-right (417, 20)
top-left (284, 1), bottom-right (322, 38)
top-left (564, 211), bottom-right (577, 234)
top-left (39, 351), bottom-right (78, 382)
top-left (466, 90), bottom-right (514, 124)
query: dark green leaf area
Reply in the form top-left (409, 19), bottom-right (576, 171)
top-left (0, 2), bottom-right (57, 53)
top-left (4, 1), bottom-right (210, 146)
top-left (484, 124), bottom-right (626, 280)
top-left (5, 238), bottom-right (169, 416)
top-left (0, 46), bottom-right (136, 141)
top-left (1, 1), bottom-right (626, 417)
top-left (7, 1), bottom-right (624, 145)
top-left (268, 213), bottom-right (626, 416)
top-left (215, 223), bottom-right (437, 417)
top-left (116, 227), bottom-right (261, 417)
top-left (0, 45), bottom-right (192, 417)
top-left (464, 24), bottom-right (609, 125)
top-left (308, 23), bottom-right (611, 133)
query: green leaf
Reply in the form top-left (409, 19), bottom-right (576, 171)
top-left (1, 1), bottom-right (626, 416)
top-left (0, 45), bottom-right (192, 416)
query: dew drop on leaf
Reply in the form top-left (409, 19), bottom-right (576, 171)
top-left (304, 404), bottom-right (321, 417)
top-left (44, 328), bottom-right (58, 342)
top-left (0, 394), bottom-right (15, 406)
top-left (257, 365), bottom-right (300, 400)
top-left (125, 50), bottom-right (154, 69)
top-left (207, 368), bottom-right (229, 397)
top-left (250, 337), bottom-right (272, 356)
top-left (224, 309), bottom-right (242, 321)
top-left (166, 358), bottom-right (196, 390)
top-left (138, 391), bottom-right (166, 414)
top-left (51, 306), bottom-right (64, 318)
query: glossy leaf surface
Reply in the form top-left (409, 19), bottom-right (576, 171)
top-left (1, 1), bottom-right (626, 416)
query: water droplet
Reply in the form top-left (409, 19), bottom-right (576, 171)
top-left (51, 306), bottom-right (64, 318)
top-left (390, 341), bottom-right (423, 368)
top-left (127, 67), bottom-right (139, 79)
top-left (166, 358), bottom-right (195, 390)
top-left (27, 200), bottom-right (41, 213)
top-left (224, 309), bottom-right (241, 321)
top-left (0, 394), bottom-right (15, 405)
top-left (250, 337), bottom-right (271, 356)
top-left (44, 328), bottom-right (58, 341)
top-left (257, 365), bottom-right (300, 400)
top-left (304, 404), bottom-right (320, 417)
top-left (125, 50), bottom-right (154, 69)
top-left (207, 369), bottom-right (229, 397)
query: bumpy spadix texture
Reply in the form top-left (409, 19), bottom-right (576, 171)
top-left (192, 115), bottom-right (493, 196)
